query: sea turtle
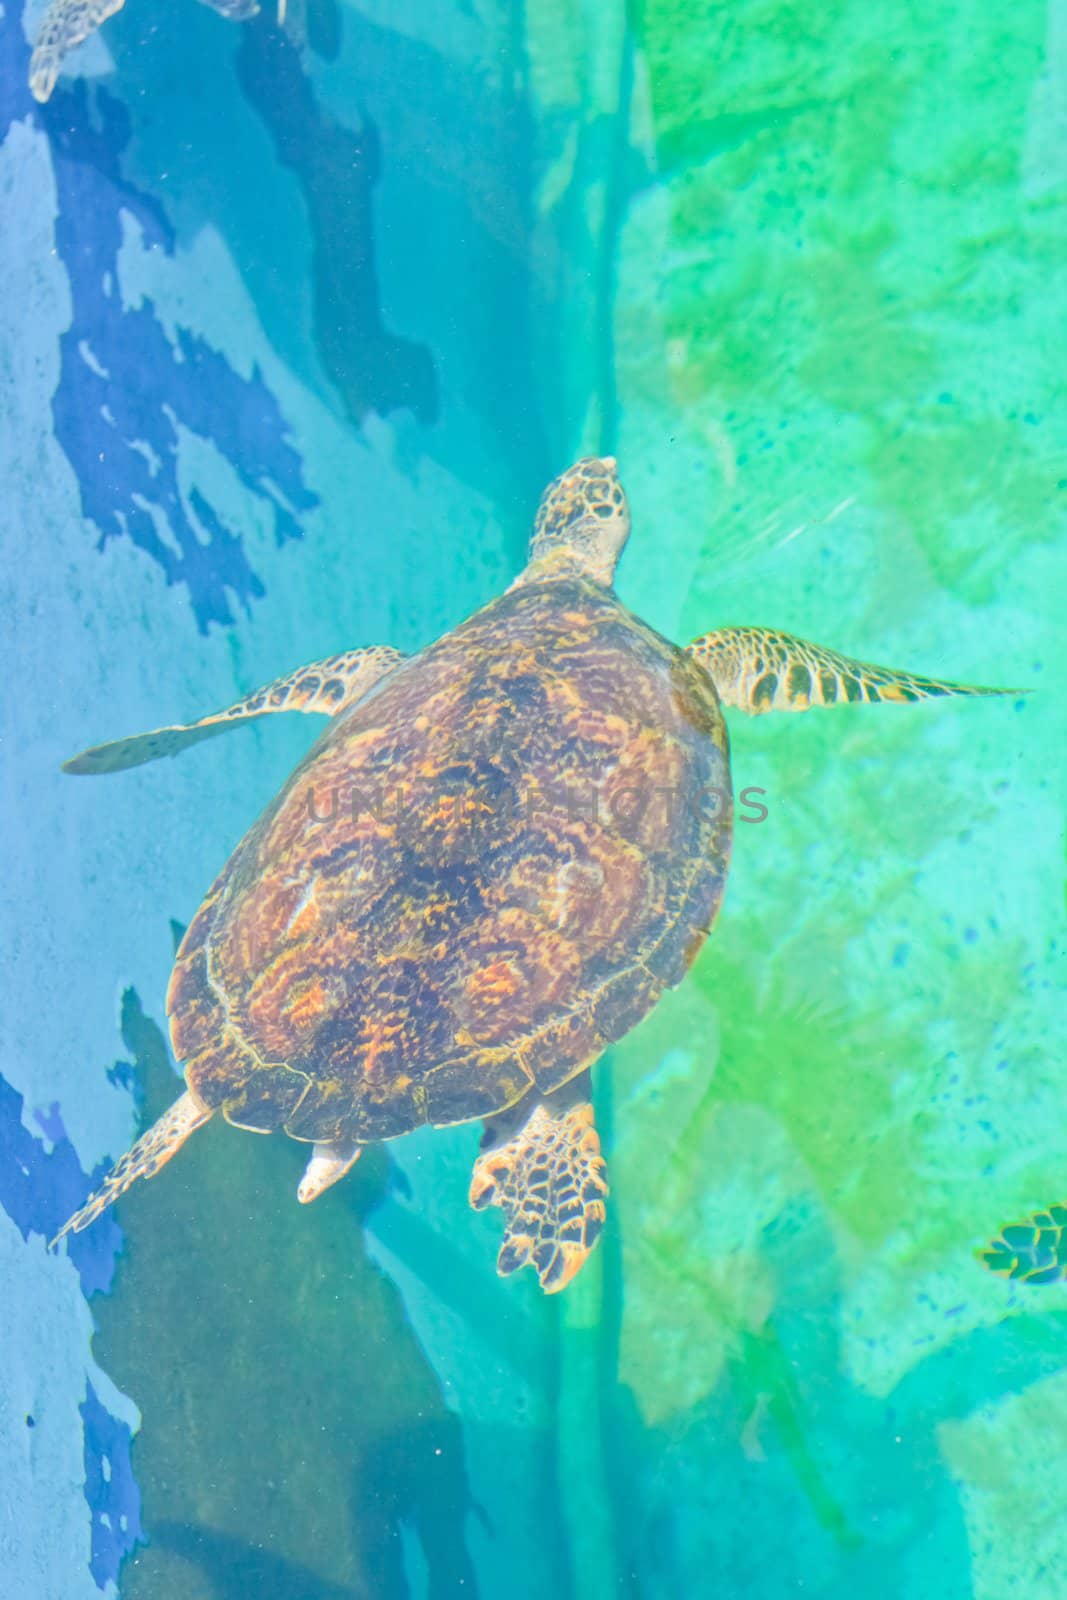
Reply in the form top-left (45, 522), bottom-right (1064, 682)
top-left (54, 456), bottom-right (1014, 1292)
top-left (28, 0), bottom-right (280, 106)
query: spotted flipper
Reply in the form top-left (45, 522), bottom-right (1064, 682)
top-left (63, 646), bottom-right (404, 776)
top-left (687, 627), bottom-right (1018, 715)
top-left (470, 1096), bottom-right (609, 1294)
top-left (29, 0), bottom-right (127, 103)
top-left (979, 1203), bottom-right (1067, 1284)
top-left (28, 0), bottom-right (264, 104)
top-left (51, 1090), bottom-right (211, 1246)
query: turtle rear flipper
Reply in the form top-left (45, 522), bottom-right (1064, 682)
top-left (51, 1090), bottom-right (211, 1247)
top-left (688, 626), bottom-right (1021, 715)
top-left (470, 1085), bottom-right (609, 1294)
top-left (296, 1140), bottom-right (362, 1204)
top-left (63, 645), bottom-right (404, 775)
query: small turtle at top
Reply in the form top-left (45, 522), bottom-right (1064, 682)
top-left (28, 0), bottom-right (284, 106)
top-left (54, 458), bottom-right (1017, 1293)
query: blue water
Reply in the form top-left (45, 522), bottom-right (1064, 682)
top-left (2, 2), bottom-right (1064, 1596)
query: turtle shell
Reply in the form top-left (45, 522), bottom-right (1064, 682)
top-left (167, 577), bottom-right (733, 1144)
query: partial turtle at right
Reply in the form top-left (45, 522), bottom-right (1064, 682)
top-left (981, 1205), bottom-right (1067, 1285)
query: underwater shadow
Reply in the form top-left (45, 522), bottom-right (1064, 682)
top-left (92, 985), bottom-right (479, 1600)
top-left (144, 1520), bottom-right (360, 1599)
top-left (17, 0), bottom-right (319, 630)
top-left (236, 11), bottom-right (437, 430)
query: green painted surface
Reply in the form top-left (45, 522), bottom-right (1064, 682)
top-left (580, 1), bottom-right (1065, 1592)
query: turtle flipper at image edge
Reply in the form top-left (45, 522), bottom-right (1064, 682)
top-left (979, 1204), bottom-right (1067, 1284)
top-left (53, 455), bottom-right (1019, 1293)
top-left (29, 0), bottom-right (265, 106)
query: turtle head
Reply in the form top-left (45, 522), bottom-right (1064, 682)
top-left (517, 457), bottom-right (631, 589)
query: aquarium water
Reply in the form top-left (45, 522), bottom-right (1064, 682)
top-left (1, 1), bottom-right (1064, 1596)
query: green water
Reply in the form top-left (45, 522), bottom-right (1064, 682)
top-left (55, 2), bottom-right (1065, 1596)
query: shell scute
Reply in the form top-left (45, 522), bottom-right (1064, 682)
top-left (423, 1053), bottom-right (533, 1126)
top-left (449, 907), bottom-right (584, 1047)
top-left (592, 966), bottom-right (665, 1044)
top-left (519, 1012), bottom-right (606, 1093)
top-left (224, 1067), bottom-right (312, 1134)
top-left (245, 948), bottom-right (360, 1061)
top-left (186, 1029), bottom-right (309, 1135)
top-left (167, 947), bottom-right (217, 1062)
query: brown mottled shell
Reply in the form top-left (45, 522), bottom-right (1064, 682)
top-left (167, 578), bottom-right (732, 1144)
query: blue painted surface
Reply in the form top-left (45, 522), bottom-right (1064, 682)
top-left (0, 0), bottom-right (31, 131)
top-left (0, 1073), bottom-right (120, 1298)
top-left (42, 79), bottom-right (319, 630)
top-left (81, 1381), bottom-right (144, 1589)
top-left (2, 1), bottom-right (525, 1586)
top-left (4, 0), bottom-right (318, 631)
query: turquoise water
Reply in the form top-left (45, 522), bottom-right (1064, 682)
top-left (2, 2), bottom-right (1064, 1596)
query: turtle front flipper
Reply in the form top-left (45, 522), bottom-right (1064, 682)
top-left (51, 1090), bottom-right (212, 1246)
top-left (979, 1203), bottom-right (1067, 1284)
top-left (470, 1078), bottom-right (609, 1294)
top-left (63, 645), bottom-right (405, 775)
top-left (29, 0), bottom-right (127, 103)
top-left (687, 627), bottom-right (1020, 715)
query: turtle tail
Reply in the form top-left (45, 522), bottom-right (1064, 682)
top-left (51, 1090), bottom-right (212, 1247)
